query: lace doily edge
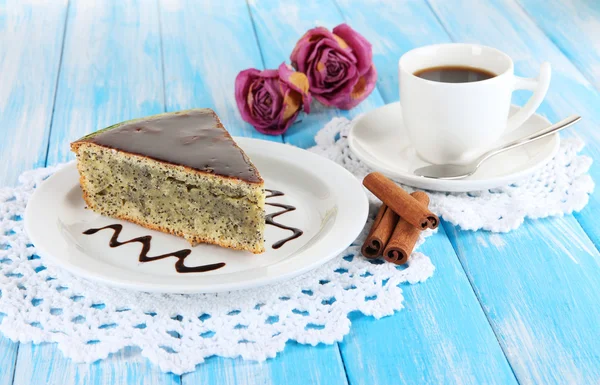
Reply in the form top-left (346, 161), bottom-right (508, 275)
top-left (0, 273), bottom-right (430, 374)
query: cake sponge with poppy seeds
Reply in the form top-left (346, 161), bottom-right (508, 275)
top-left (70, 109), bottom-right (266, 254)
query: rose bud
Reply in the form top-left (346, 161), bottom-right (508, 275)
top-left (291, 23), bottom-right (377, 110)
top-left (235, 63), bottom-right (311, 135)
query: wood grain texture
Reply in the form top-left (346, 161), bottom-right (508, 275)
top-left (159, 0), bottom-right (279, 141)
top-left (45, 0), bottom-right (165, 165)
top-left (22, 1), bottom-right (177, 384)
top-left (426, 0), bottom-right (600, 383)
top-left (0, 0), bottom-right (69, 381)
top-left (248, 0), bottom-right (385, 148)
top-left (182, 342), bottom-right (348, 385)
top-left (0, 0), bottom-right (67, 184)
top-left (250, 0), bottom-right (518, 384)
top-left (445, 218), bottom-right (600, 385)
top-left (3, 0), bottom-right (600, 384)
top-left (13, 345), bottom-right (180, 385)
top-left (0, 337), bottom-right (17, 385)
top-left (518, 0), bottom-right (600, 90)
top-left (341, 227), bottom-right (518, 385)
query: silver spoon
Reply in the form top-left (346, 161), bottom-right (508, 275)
top-left (414, 115), bottom-right (581, 180)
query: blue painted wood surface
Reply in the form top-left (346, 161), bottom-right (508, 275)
top-left (158, 0), bottom-right (279, 142)
top-left (182, 342), bottom-right (348, 385)
top-left (0, 0), bottom-right (67, 184)
top-left (13, 346), bottom-right (180, 385)
top-left (0, 334), bottom-right (17, 385)
top-left (0, 0), bottom-right (69, 382)
top-left (46, 0), bottom-right (165, 165)
top-left (248, 1), bottom-right (518, 384)
top-left (13, 1), bottom-right (175, 384)
top-left (427, 0), bottom-right (600, 383)
top-left (0, 0), bottom-right (599, 384)
top-left (518, 0), bottom-right (600, 90)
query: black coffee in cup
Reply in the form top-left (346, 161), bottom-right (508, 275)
top-left (414, 66), bottom-right (496, 83)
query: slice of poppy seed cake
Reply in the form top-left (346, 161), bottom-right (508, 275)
top-left (70, 109), bottom-right (265, 254)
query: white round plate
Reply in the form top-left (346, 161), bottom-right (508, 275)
top-left (25, 138), bottom-right (368, 294)
top-left (348, 102), bottom-right (559, 192)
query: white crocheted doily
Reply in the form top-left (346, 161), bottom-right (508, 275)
top-left (0, 160), bottom-right (434, 374)
top-left (312, 118), bottom-right (594, 232)
top-left (0, 117), bottom-right (592, 374)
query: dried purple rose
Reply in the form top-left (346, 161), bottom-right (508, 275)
top-left (235, 63), bottom-right (311, 135)
top-left (290, 23), bottom-right (377, 110)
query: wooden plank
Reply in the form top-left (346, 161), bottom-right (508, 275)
top-left (159, 1), bottom-right (347, 383)
top-left (426, 0), bottom-right (600, 383)
top-left (183, 342), bottom-right (348, 385)
top-left (159, 0), bottom-right (280, 142)
top-left (15, 1), bottom-right (177, 384)
top-left (507, 1), bottom-right (600, 245)
top-left (45, 0), bottom-right (165, 165)
top-left (0, 0), bottom-right (69, 382)
top-left (249, 1), bottom-right (519, 384)
top-left (0, 0), bottom-right (67, 184)
top-left (517, 0), bottom-right (600, 90)
top-left (445, 219), bottom-right (600, 385)
top-left (341, 228), bottom-right (519, 385)
top-left (0, 337), bottom-right (17, 385)
top-left (13, 344), bottom-right (180, 385)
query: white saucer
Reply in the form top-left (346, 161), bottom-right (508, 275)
top-left (348, 102), bottom-right (559, 192)
top-left (24, 138), bottom-right (368, 294)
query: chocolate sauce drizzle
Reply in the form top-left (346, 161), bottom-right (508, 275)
top-left (82, 224), bottom-right (226, 273)
top-left (265, 189), bottom-right (304, 249)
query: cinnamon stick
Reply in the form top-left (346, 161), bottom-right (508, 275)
top-left (361, 204), bottom-right (399, 258)
top-left (363, 172), bottom-right (439, 230)
top-left (384, 191), bottom-right (430, 265)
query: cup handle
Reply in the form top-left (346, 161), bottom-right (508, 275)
top-left (506, 62), bottom-right (551, 132)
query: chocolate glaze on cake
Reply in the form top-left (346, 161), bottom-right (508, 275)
top-left (80, 109), bottom-right (261, 183)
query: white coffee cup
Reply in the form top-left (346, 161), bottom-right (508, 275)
top-left (399, 43), bottom-right (551, 165)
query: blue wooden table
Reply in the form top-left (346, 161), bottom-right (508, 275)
top-left (2, 0), bottom-right (600, 384)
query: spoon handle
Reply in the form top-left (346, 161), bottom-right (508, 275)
top-left (477, 115), bottom-right (581, 167)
